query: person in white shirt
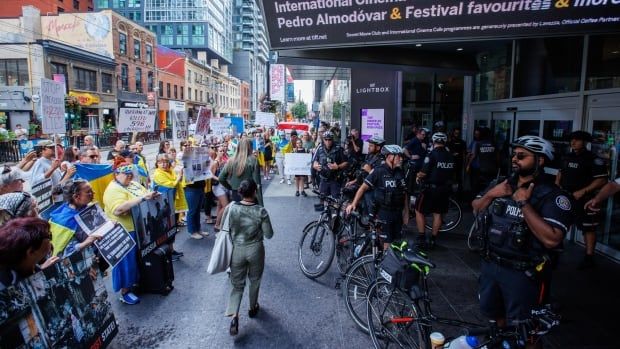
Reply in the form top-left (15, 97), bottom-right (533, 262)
top-left (30, 140), bottom-right (74, 201)
top-left (13, 124), bottom-right (27, 140)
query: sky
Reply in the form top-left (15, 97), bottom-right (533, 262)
top-left (293, 80), bottom-right (314, 111)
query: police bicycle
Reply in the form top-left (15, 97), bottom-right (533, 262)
top-left (364, 247), bottom-right (560, 349)
top-left (409, 182), bottom-right (462, 233)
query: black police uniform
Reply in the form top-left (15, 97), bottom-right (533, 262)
top-left (315, 143), bottom-right (347, 198)
top-left (559, 150), bottom-right (607, 231)
top-left (416, 147), bottom-right (455, 214)
top-left (365, 163), bottom-right (407, 243)
top-left (405, 137), bottom-right (427, 192)
top-left (477, 176), bottom-right (574, 321)
top-left (447, 136), bottom-right (466, 187)
top-left (475, 139), bottom-right (498, 193)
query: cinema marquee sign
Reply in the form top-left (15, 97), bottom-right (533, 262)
top-left (260, 0), bottom-right (620, 49)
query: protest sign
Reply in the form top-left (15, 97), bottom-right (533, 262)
top-left (131, 190), bottom-right (176, 257)
top-left (40, 78), bottom-right (66, 135)
top-left (74, 204), bottom-right (135, 268)
top-left (210, 117), bottom-right (231, 135)
top-left (229, 117), bottom-right (245, 137)
top-left (284, 153), bottom-right (312, 176)
top-left (195, 107), bottom-right (211, 136)
top-left (182, 146), bottom-right (212, 183)
top-left (170, 101), bottom-right (187, 145)
top-left (30, 178), bottom-right (53, 213)
top-left (117, 108), bottom-right (157, 133)
top-left (0, 248), bottom-right (118, 349)
top-left (255, 111), bottom-right (276, 128)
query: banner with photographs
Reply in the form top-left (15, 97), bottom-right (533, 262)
top-left (284, 153), bottom-right (312, 176)
top-left (0, 248), bottom-right (118, 349)
top-left (30, 178), bottom-right (53, 213)
top-left (210, 118), bottom-right (232, 136)
top-left (195, 107), bottom-right (211, 136)
top-left (131, 190), bottom-right (176, 257)
top-left (74, 204), bottom-right (136, 268)
top-left (182, 147), bottom-right (212, 183)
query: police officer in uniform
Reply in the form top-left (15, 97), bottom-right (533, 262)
top-left (555, 131), bottom-right (607, 269)
top-left (415, 132), bottom-right (456, 248)
top-left (346, 145), bottom-right (409, 249)
top-left (467, 127), bottom-right (498, 194)
top-left (313, 131), bottom-right (348, 201)
top-left (472, 136), bottom-right (574, 328)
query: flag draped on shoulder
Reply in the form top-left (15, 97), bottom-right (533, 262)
top-left (74, 163), bottom-right (114, 208)
top-left (48, 202), bottom-right (79, 256)
top-left (153, 168), bottom-right (188, 213)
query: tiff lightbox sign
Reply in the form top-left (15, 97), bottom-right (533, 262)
top-left (259, 0), bottom-right (620, 50)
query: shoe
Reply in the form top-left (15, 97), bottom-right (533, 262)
top-left (190, 232), bottom-right (204, 240)
top-left (578, 255), bottom-right (596, 270)
top-left (172, 250), bottom-right (184, 257)
top-left (267, 176), bottom-right (271, 180)
top-left (214, 226), bottom-right (220, 233)
top-left (287, 179), bottom-right (292, 185)
top-left (229, 317), bottom-right (239, 336)
top-left (304, 184), bottom-right (309, 189)
top-left (295, 191), bottom-right (300, 197)
top-left (279, 178), bottom-right (285, 184)
top-left (200, 231), bottom-right (210, 237)
top-left (301, 191), bottom-right (307, 197)
top-left (119, 292), bottom-right (140, 305)
top-left (171, 254), bottom-right (181, 262)
top-left (249, 303), bottom-right (260, 318)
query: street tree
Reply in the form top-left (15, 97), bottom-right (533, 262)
top-left (291, 101), bottom-right (308, 119)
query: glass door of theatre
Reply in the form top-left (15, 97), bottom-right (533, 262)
top-left (491, 111), bottom-right (515, 176)
top-left (586, 107), bottom-right (620, 259)
top-left (514, 111), bottom-right (572, 172)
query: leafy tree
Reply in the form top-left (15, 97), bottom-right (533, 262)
top-left (332, 101), bottom-right (343, 120)
top-left (291, 101), bottom-right (308, 119)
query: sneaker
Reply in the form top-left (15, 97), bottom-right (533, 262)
top-left (119, 292), bottom-right (140, 305)
top-left (171, 253), bottom-right (181, 262)
top-left (295, 191), bottom-right (300, 197)
top-left (172, 250), bottom-right (184, 257)
top-left (190, 232), bottom-right (204, 240)
top-left (279, 178), bottom-right (285, 184)
top-left (287, 179), bottom-right (292, 185)
top-left (200, 231), bottom-right (210, 237)
top-left (301, 191), bottom-right (307, 197)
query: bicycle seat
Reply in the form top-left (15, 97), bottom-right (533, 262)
top-left (403, 250), bottom-right (435, 269)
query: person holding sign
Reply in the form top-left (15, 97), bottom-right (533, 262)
top-left (103, 163), bottom-right (160, 305)
top-left (293, 139), bottom-right (309, 197)
top-left (49, 180), bottom-right (102, 258)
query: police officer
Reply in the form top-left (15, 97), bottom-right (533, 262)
top-left (467, 127), bottom-right (498, 194)
top-left (313, 131), bottom-right (348, 200)
top-left (404, 128), bottom-right (428, 193)
top-left (472, 136), bottom-right (574, 327)
top-left (415, 132), bottom-right (455, 248)
top-left (555, 131), bottom-right (607, 269)
top-left (346, 145), bottom-right (409, 248)
top-left (447, 128), bottom-right (466, 192)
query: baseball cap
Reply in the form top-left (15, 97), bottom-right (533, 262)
top-left (38, 140), bottom-right (54, 147)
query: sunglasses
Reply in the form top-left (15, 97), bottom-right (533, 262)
top-left (511, 152), bottom-right (533, 160)
top-left (89, 155), bottom-right (99, 159)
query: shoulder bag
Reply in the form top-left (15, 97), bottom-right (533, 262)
top-left (207, 203), bottom-right (234, 274)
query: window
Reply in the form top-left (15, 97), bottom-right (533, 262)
top-left (147, 71), bottom-right (154, 92)
top-left (0, 59), bottom-right (29, 87)
top-left (113, 0), bottom-right (126, 6)
top-left (102, 73), bottom-right (113, 93)
top-left (73, 0), bottom-right (79, 10)
top-left (121, 64), bottom-right (128, 90)
top-left (128, 0), bottom-right (140, 7)
top-left (57, 7), bottom-right (65, 12)
top-left (96, 0), bottom-right (109, 8)
top-left (194, 89), bottom-right (197, 101)
top-left (180, 86), bottom-right (184, 100)
top-left (174, 85), bottom-right (178, 99)
top-left (200, 90), bottom-right (203, 102)
top-left (161, 25), bottom-right (173, 46)
top-left (129, 12), bottom-right (142, 21)
top-left (50, 62), bottom-right (67, 92)
top-left (158, 81), bottom-right (163, 97)
top-left (135, 67), bottom-right (142, 93)
top-left (134, 39), bottom-right (141, 59)
top-left (72, 67), bottom-right (97, 91)
top-left (474, 43), bottom-right (512, 101)
top-left (187, 69), bottom-right (191, 82)
top-left (166, 83), bottom-right (170, 98)
top-left (177, 24), bottom-right (189, 46)
top-left (587, 34), bottom-right (620, 90)
top-left (119, 32), bottom-right (127, 55)
top-left (188, 87), bottom-right (192, 100)
top-left (146, 45), bottom-right (153, 64)
top-left (192, 24), bottom-right (205, 45)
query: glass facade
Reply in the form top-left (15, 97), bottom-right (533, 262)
top-left (587, 34), bottom-right (620, 90)
top-left (474, 43), bottom-right (511, 102)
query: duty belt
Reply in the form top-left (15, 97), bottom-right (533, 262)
top-left (486, 251), bottom-right (539, 271)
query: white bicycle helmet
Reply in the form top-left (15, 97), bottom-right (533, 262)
top-left (368, 136), bottom-right (385, 146)
top-left (511, 136), bottom-right (554, 161)
top-left (381, 144), bottom-right (404, 156)
top-left (431, 132), bottom-right (448, 144)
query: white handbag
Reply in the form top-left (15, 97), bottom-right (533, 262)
top-left (207, 203), bottom-right (234, 274)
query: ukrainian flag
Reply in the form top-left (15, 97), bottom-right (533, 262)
top-left (49, 202), bottom-right (79, 256)
top-left (74, 163), bottom-right (114, 208)
top-left (135, 155), bottom-right (150, 187)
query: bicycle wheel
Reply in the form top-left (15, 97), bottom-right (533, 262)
top-left (298, 221), bottom-right (336, 279)
top-left (342, 255), bottom-right (378, 333)
top-left (424, 197), bottom-right (462, 233)
top-left (367, 279), bottom-right (426, 349)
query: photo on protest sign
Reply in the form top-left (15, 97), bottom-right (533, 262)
top-left (284, 153), bottom-right (312, 176)
top-left (117, 108), bottom-right (157, 133)
top-left (131, 190), bottom-right (176, 257)
top-left (182, 146), bottom-right (212, 183)
top-left (74, 204), bottom-right (136, 268)
top-left (195, 107), bottom-right (211, 136)
top-left (30, 178), bottom-right (54, 213)
top-left (0, 248), bottom-right (118, 349)
top-left (255, 111), bottom-right (276, 128)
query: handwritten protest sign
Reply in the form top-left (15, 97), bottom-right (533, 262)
top-left (117, 108), bottom-right (156, 133)
top-left (255, 111), bottom-right (276, 127)
top-left (284, 153), bottom-right (312, 176)
top-left (170, 101), bottom-right (187, 144)
top-left (195, 107), bottom-right (211, 136)
top-left (210, 117), bottom-right (231, 135)
top-left (40, 78), bottom-right (66, 135)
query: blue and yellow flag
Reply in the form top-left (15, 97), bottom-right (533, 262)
top-left (48, 202), bottom-right (79, 256)
top-left (74, 163), bottom-right (114, 208)
top-left (153, 168), bottom-right (188, 213)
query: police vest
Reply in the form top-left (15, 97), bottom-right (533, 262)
top-left (426, 148), bottom-right (455, 186)
top-left (477, 140), bottom-right (497, 174)
top-left (373, 166), bottom-right (407, 211)
top-left (560, 150), bottom-right (602, 193)
top-left (317, 145), bottom-right (343, 180)
top-left (486, 183), bottom-right (555, 265)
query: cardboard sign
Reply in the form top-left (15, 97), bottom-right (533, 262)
top-left (170, 101), bottom-right (187, 145)
top-left (131, 190), bottom-right (177, 257)
top-left (255, 111), bottom-right (276, 127)
top-left (182, 147), bottom-right (212, 183)
top-left (117, 108), bottom-right (156, 133)
top-left (284, 153), bottom-right (312, 176)
top-left (210, 118), bottom-right (231, 135)
top-left (195, 107), bottom-right (211, 136)
top-left (0, 248), bottom-right (118, 348)
top-left (40, 78), bottom-right (66, 135)
top-left (30, 178), bottom-right (53, 213)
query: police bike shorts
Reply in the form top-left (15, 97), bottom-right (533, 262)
top-left (319, 180), bottom-right (341, 199)
top-left (378, 209), bottom-right (403, 243)
top-left (573, 196), bottom-right (601, 232)
top-left (478, 260), bottom-right (546, 322)
top-left (416, 187), bottom-right (450, 214)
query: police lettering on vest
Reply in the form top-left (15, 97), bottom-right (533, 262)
top-left (477, 140), bottom-right (498, 175)
top-left (421, 147), bottom-right (455, 186)
top-left (364, 164), bottom-right (407, 211)
top-left (559, 150), bottom-right (607, 194)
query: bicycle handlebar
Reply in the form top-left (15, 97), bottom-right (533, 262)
top-left (463, 305), bottom-right (560, 341)
top-left (312, 189), bottom-right (339, 204)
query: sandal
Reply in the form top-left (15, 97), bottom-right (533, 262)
top-left (249, 303), bottom-right (260, 318)
top-left (229, 317), bottom-right (239, 336)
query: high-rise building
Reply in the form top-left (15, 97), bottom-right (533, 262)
top-left (94, 0), bottom-right (233, 65)
top-left (230, 0), bottom-right (268, 116)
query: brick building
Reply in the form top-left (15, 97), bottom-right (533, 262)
top-left (240, 81), bottom-right (250, 120)
top-left (3, 0), bottom-right (94, 16)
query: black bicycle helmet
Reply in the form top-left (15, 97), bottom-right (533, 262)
top-left (511, 136), bottom-right (555, 161)
top-left (368, 136), bottom-right (385, 146)
top-left (381, 144), bottom-right (404, 156)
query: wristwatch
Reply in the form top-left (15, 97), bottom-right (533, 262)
top-left (515, 200), bottom-right (528, 208)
